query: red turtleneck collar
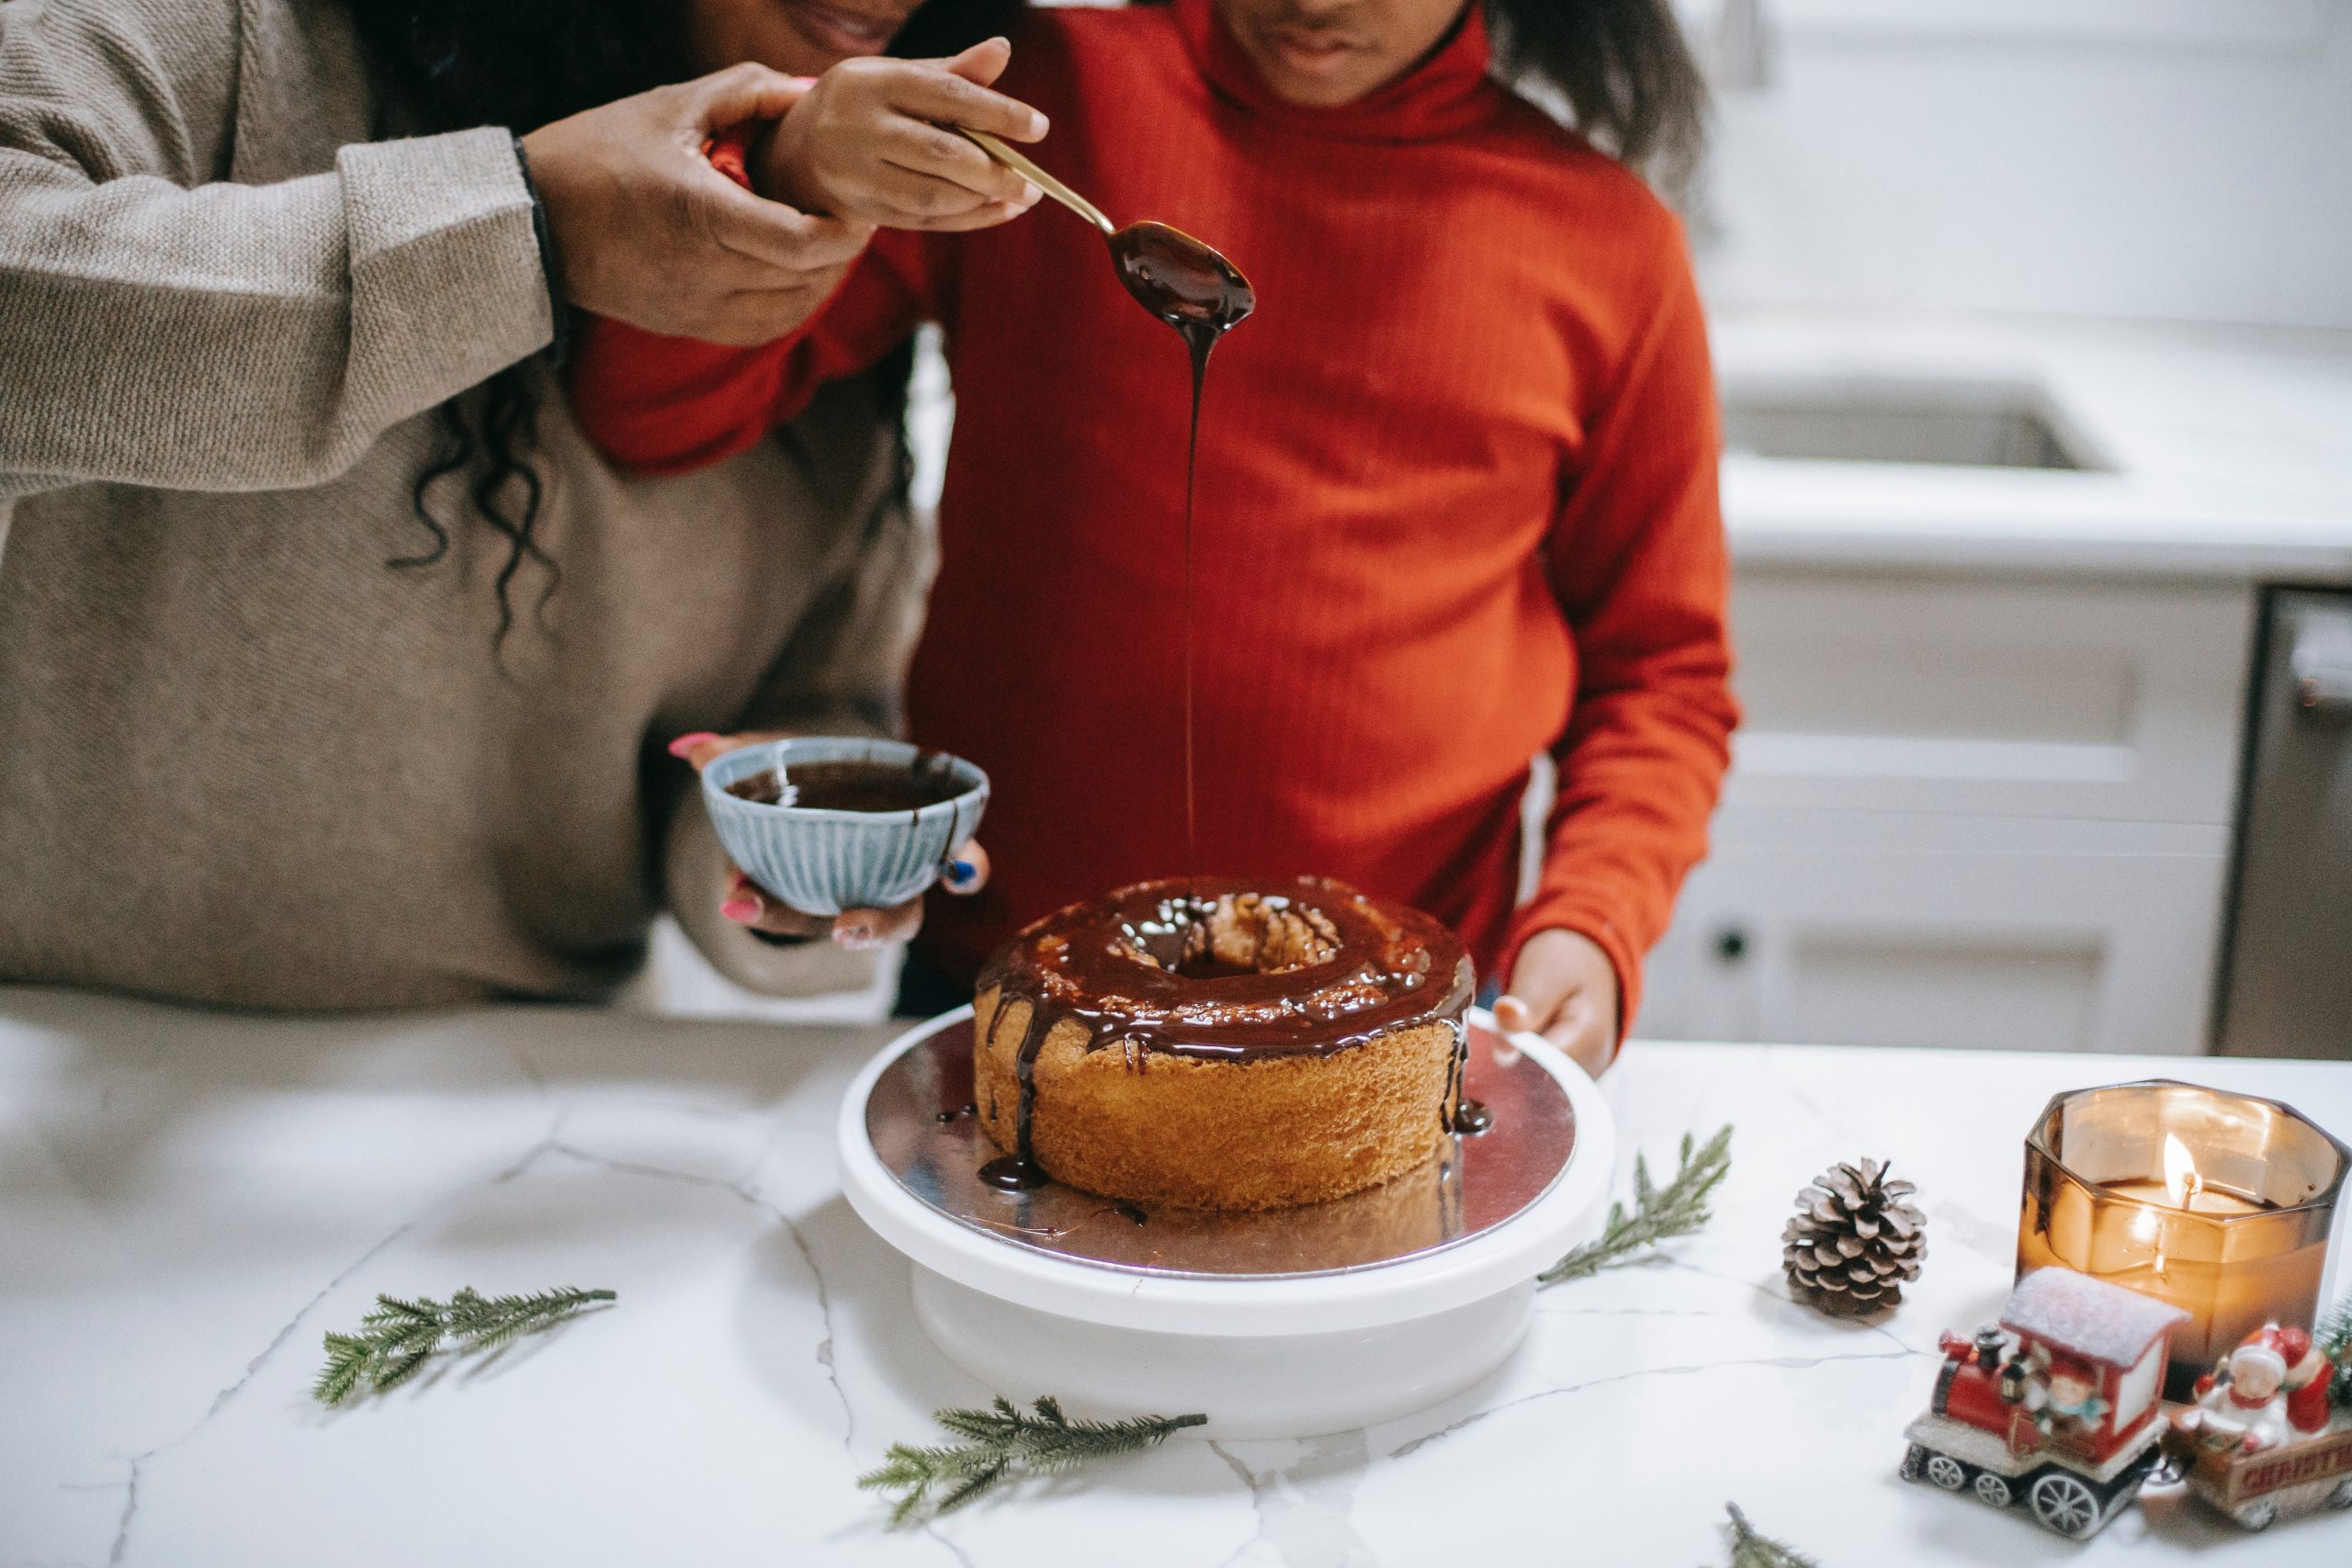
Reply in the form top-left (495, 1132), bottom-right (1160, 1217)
top-left (1172, 0), bottom-right (1500, 142)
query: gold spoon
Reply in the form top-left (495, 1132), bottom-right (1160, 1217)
top-left (959, 127), bottom-right (1115, 234)
top-left (957, 128), bottom-right (1255, 336)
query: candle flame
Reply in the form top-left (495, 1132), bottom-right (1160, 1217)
top-left (2163, 1133), bottom-right (2204, 1210)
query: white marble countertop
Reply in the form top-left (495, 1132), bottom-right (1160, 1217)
top-left (1715, 310), bottom-right (2352, 580)
top-left (4, 986), bottom-right (2347, 1566)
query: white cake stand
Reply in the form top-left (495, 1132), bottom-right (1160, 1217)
top-left (837, 1006), bottom-right (1614, 1438)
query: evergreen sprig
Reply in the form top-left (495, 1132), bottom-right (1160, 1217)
top-left (2320, 1292), bottom-right (2352, 1411)
top-left (859, 1396), bottom-right (1206, 1526)
top-left (312, 1286), bottom-right (616, 1404)
top-left (1540, 1124), bottom-right (1733, 1284)
top-left (1715, 1503), bottom-right (1820, 1567)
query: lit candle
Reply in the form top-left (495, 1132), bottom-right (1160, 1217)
top-left (2018, 1081), bottom-right (2347, 1399)
top-left (2097, 1135), bottom-right (2267, 1216)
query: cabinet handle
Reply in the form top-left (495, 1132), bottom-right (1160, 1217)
top-left (2290, 604), bottom-right (2352, 713)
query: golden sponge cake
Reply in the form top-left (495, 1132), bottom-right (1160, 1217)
top-left (972, 877), bottom-right (1476, 1211)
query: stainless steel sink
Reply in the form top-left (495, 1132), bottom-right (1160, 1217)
top-left (1720, 375), bottom-right (2108, 471)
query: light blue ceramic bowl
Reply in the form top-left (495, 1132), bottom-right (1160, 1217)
top-left (702, 738), bottom-right (989, 918)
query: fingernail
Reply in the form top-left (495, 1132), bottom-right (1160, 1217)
top-left (668, 731), bottom-right (720, 759)
top-left (1028, 112), bottom-right (1049, 139)
top-left (721, 896), bottom-right (763, 924)
top-left (946, 858), bottom-right (978, 888)
top-left (1019, 180), bottom-right (1041, 205)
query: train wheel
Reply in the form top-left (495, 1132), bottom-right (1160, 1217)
top-left (2029, 1471), bottom-right (2102, 1538)
top-left (1901, 1444), bottom-right (1928, 1482)
top-left (1973, 1473), bottom-right (2014, 1508)
top-left (2329, 1477), bottom-right (2352, 1511)
top-left (2236, 1501), bottom-right (2277, 1531)
top-left (1925, 1454), bottom-right (1969, 1492)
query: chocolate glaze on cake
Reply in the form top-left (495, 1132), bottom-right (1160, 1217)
top-left (975, 875), bottom-right (1476, 1191)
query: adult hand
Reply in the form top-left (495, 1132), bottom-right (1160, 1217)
top-left (757, 38), bottom-right (1046, 231)
top-left (668, 731), bottom-right (989, 949)
top-left (522, 64), bottom-right (876, 345)
top-left (1493, 929), bottom-right (1622, 1079)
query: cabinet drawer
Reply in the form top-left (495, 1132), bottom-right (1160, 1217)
top-left (1724, 570), bottom-right (2254, 823)
top-left (1640, 807), bottom-right (2230, 1054)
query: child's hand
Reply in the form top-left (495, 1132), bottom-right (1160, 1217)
top-left (669, 731), bottom-right (990, 949)
top-left (1494, 930), bottom-right (1622, 1078)
top-left (522, 63), bottom-right (876, 345)
top-left (756, 38), bottom-right (1047, 231)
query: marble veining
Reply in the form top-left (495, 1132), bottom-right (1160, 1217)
top-left (2, 987), bottom-right (2346, 1565)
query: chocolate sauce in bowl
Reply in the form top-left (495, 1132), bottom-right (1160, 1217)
top-left (724, 755), bottom-right (964, 817)
top-left (973, 876), bottom-right (1475, 1190)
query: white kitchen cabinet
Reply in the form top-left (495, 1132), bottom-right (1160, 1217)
top-left (1639, 568), bottom-right (2256, 1052)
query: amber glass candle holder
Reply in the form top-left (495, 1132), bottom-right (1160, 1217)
top-left (2018, 1079), bottom-right (2347, 1399)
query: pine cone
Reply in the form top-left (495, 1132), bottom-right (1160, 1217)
top-left (1782, 1158), bottom-right (1926, 1317)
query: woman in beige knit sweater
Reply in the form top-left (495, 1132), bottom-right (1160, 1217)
top-left (0, 0), bottom-right (1035, 1009)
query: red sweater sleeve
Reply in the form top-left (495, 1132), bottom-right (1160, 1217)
top-left (570, 229), bottom-right (946, 477)
top-left (1502, 259), bottom-right (1737, 1033)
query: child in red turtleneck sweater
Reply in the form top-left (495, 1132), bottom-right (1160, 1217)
top-left (572, 0), bottom-right (1736, 1074)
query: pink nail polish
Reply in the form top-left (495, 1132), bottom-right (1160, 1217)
top-left (721, 897), bottom-right (762, 923)
top-left (668, 731), bottom-right (721, 759)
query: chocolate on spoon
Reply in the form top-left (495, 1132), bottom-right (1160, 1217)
top-left (957, 129), bottom-right (1255, 340)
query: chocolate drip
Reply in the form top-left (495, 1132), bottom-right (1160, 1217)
top-left (977, 1154), bottom-right (1048, 1191)
top-left (1182, 332), bottom-right (1204, 884)
top-left (976, 995), bottom-right (1057, 1191)
top-left (976, 876), bottom-right (1476, 1187)
top-left (1107, 221), bottom-right (1253, 885)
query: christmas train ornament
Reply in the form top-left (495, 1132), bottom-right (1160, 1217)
top-left (1902, 1268), bottom-right (2185, 1539)
top-left (2165, 1321), bottom-right (2352, 1530)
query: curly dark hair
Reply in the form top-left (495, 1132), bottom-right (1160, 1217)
top-left (343, 0), bottom-right (1024, 652)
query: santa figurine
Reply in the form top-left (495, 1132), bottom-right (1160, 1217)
top-left (2174, 1324), bottom-right (2335, 1455)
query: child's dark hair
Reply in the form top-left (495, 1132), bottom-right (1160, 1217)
top-left (1133, 0), bottom-right (1708, 195)
top-left (1486, 0), bottom-right (1709, 195)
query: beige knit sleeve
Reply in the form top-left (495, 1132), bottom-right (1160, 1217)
top-left (0, 0), bottom-right (552, 499)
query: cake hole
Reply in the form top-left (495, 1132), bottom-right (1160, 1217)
top-left (1114, 893), bottom-right (1341, 978)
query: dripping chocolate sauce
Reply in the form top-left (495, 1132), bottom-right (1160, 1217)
top-left (973, 876), bottom-right (1479, 1192)
top-left (1107, 221), bottom-right (1255, 886)
top-left (967, 227), bottom-right (1488, 1196)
